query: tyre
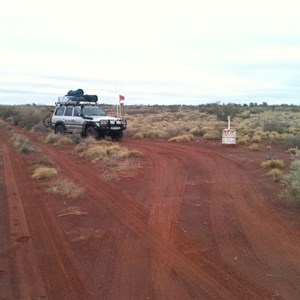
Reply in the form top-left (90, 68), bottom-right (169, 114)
top-left (43, 115), bottom-right (51, 127)
top-left (55, 124), bottom-right (65, 135)
top-left (111, 131), bottom-right (123, 141)
top-left (86, 126), bottom-right (99, 139)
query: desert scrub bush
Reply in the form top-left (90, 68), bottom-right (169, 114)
top-left (206, 103), bottom-right (243, 121)
top-left (263, 117), bottom-right (290, 134)
top-left (47, 180), bottom-right (84, 199)
top-left (44, 133), bottom-right (77, 146)
top-left (0, 105), bottom-right (17, 120)
top-left (260, 159), bottom-right (284, 169)
top-left (132, 132), bottom-right (144, 139)
top-left (288, 147), bottom-right (300, 160)
top-left (251, 134), bottom-right (262, 143)
top-left (10, 134), bottom-right (40, 153)
top-left (283, 135), bottom-right (300, 148)
top-left (282, 160), bottom-right (300, 201)
top-left (75, 140), bottom-right (142, 163)
top-left (32, 167), bottom-right (57, 179)
top-left (266, 168), bottom-right (284, 182)
top-left (13, 105), bottom-right (43, 129)
top-left (44, 134), bottom-right (61, 144)
top-left (249, 143), bottom-right (260, 151)
top-left (237, 137), bottom-right (248, 145)
top-left (55, 136), bottom-right (75, 146)
top-left (203, 131), bottom-right (221, 140)
top-left (143, 130), bottom-right (168, 139)
top-left (189, 127), bottom-right (202, 136)
top-left (168, 134), bottom-right (195, 142)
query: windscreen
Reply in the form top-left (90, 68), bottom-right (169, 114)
top-left (82, 106), bottom-right (106, 116)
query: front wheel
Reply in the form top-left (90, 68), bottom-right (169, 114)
top-left (111, 131), bottom-right (123, 141)
top-left (55, 124), bottom-right (65, 135)
top-left (86, 126), bottom-right (99, 139)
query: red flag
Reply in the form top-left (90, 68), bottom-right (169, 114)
top-left (119, 94), bottom-right (125, 102)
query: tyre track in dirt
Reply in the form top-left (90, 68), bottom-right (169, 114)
top-left (206, 155), bottom-right (300, 299)
top-left (4, 125), bottom-right (299, 299)
top-left (168, 141), bottom-right (300, 299)
top-left (29, 136), bottom-right (272, 299)
top-left (0, 131), bottom-right (90, 299)
top-left (127, 141), bottom-right (275, 299)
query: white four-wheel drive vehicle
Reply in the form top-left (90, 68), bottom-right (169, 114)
top-left (50, 91), bottom-right (127, 141)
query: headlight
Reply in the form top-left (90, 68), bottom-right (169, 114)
top-left (100, 120), bottom-right (108, 125)
top-left (121, 120), bottom-right (127, 125)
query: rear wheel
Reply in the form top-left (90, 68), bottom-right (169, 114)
top-left (55, 124), bottom-right (65, 135)
top-left (86, 126), bottom-right (99, 139)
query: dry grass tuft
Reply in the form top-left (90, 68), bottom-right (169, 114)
top-left (10, 133), bottom-right (40, 153)
top-left (32, 167), bottom-right (57, 180)
top-left (251, 134), bottom-right (262, 143)
top-left (168, 134), bottom-right (195, 142)
top-left (44, 134), bottom-right (60, 144)
top-left (260, 159), bottom-right (284, 169)
top-left (47, 180), bottom-right (84, 199)
top-left (44, 134), bottom-right (75, 146)
top-left (266, 168), bottom-right (284, 182)
top-left (249, 143), bottom-right (260, 151)
top-left (75, 140), bottom-right (142, 164)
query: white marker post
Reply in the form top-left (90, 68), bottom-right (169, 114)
top-left (222, 115), bottom-right (236, 144)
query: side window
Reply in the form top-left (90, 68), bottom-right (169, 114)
top-left (64, 107), bottom-right (73, 116)
top-left (73, 107), bottom-right (81, 116)
top-left (55, 107), bottom-right (65, 116)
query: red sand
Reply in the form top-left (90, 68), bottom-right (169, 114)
top-left (0, 124), bottom-right (299, 299)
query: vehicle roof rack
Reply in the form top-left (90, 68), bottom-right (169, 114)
top-left (56, 96), bottom-right (98, 106)
top-left (55, 100), bottom-right (97, 106)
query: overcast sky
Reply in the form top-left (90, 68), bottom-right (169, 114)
top-left (1, 0), bottom-right (300, 106)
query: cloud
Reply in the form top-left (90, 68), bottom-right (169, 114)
top-left (0, 0), bottom-right (300, 105)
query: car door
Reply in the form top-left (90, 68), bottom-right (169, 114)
top-left (63, 107), bottom-right (75, 131)
top-left (72, 106), bottom-right (84, 132)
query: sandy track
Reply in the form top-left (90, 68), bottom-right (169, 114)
top-left (0, 126), bottom-right (299, 299)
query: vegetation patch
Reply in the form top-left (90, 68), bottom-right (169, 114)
top-left (47, 180), bottom-right (84, 199)
top-left (10, 133), bottom-right (40, 153)
top-left (44, 133), bottom-right (76, 146)
top-left (282, 160), bottom-right (300, 202)
top-left (266, 168), bottom-right (284, 182)
top-left (75, 140), bottom-right (143, 164)
top-left (32, 167), bottom-right (57, 180)
top-left (249, 143), bottom-right (260, 151)
top-left (260, 159), bottom-right (285, 169)
top-left (168, 134), bottom-right (195, 142)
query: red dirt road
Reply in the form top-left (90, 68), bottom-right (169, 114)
top-left (0, 125), bottom-right (299, 299)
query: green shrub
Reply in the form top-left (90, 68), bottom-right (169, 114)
top-left (0, 105), bottom-right (17, 119)
top-left (263, 119), bottom-right (289, 134)
top-left (282, 160), bottom-right (300, 201)
top-left (284, 135), bottom-right (300, 148)
top-left (13, 106), bottom-right (43, 129)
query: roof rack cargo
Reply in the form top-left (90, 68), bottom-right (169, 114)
top-left (56, 98), bottom-right (97, 106)
top-left (57, 94), bottom-right (98, 105)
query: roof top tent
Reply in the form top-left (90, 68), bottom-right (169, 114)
top-left (222, 116), bottom-right (236, 144)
